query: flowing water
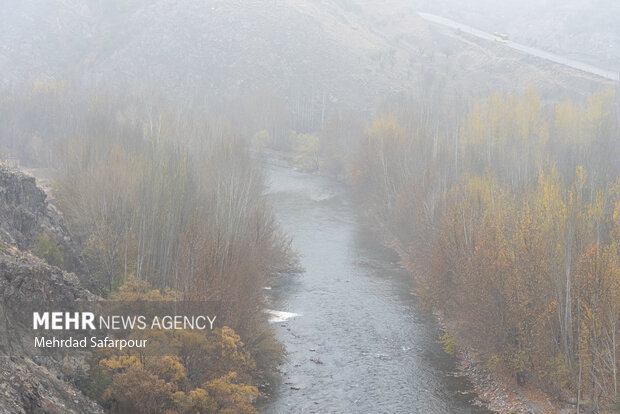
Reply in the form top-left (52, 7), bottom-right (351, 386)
top-left (260, 165), bottom-right (492, 414)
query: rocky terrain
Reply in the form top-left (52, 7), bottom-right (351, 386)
top-left (0, 165), bottom-right (81, 273)
top-left (0, 166), bottom-right (102, 413)
top-left (0, 349), bottom-right (102, 414)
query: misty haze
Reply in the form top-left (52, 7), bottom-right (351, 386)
top-left (0, 1), bottom-right (618, 413)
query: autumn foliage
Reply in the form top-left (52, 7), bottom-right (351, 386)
top-left (83, 277), bottom-right (261, 413)
top-left (1, 85), bottom-right (300, 413)
top-left (353, 87), bottom-right (619, 409)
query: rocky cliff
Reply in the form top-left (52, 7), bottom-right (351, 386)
top-left (0, 355), bottom-right (103, 414)
top-left (0, 165), bottom-right (82, 273)
top-left (0, 166), bottom-right (102, 413)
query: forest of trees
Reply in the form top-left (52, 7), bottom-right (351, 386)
top-left (0, 81), bottom-right (299, 413)
top-left (351, 87), bottom-right (619, 411)
top-left (1, 77), bottom-right (618, 412)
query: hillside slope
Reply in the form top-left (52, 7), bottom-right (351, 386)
top-left (0, 166), bottom-right (101, 413)
top-left (0, 166), bottom-right (103, 414)
top-left (1, 0), bottom-right (612, 116)
top-left (0, 244), bottom-right (102, 414)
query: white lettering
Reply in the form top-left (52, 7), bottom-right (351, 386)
top-left (33, 312), bottom-right (48, 329)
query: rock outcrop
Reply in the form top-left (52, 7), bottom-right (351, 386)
top-left (0, 166), bottom-right (103, 413)
top-left (0, 242), bottom-right (103, 413)
top-left (0, 165), bottom-right (82, 273)
top-left (0, 243), bottom-right (96, 358)
top-left (0, 355), bottom-right (103, 414)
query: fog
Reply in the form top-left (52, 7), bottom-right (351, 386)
top-left (0, 1), bottom-right (618, 413)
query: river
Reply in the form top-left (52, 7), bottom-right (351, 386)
top-left (260, 165), bottom-right (492, 413)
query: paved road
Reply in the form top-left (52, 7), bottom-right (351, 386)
top-left (418, 12), bottom-right (620, 82)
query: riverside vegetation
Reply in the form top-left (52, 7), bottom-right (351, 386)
top-left (252, 85), bottom-right (620, 411)
top-left (350, 87), bottom-right (619, 411)
top-left (0, 82), bottom-right (299, 413)
top-left (1, 78), bottom-right (618, 412)
top-left (2, 1), bottom-right (618, 412)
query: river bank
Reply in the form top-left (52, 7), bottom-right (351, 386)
top-left (259, 164), bottom-right (494, 413)
top-left (386, 232), bottom-right (567, 414)
top-left (454, 348), bottom-right (561, 414)
top-left (256, 160), bottom-right (566, 413)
